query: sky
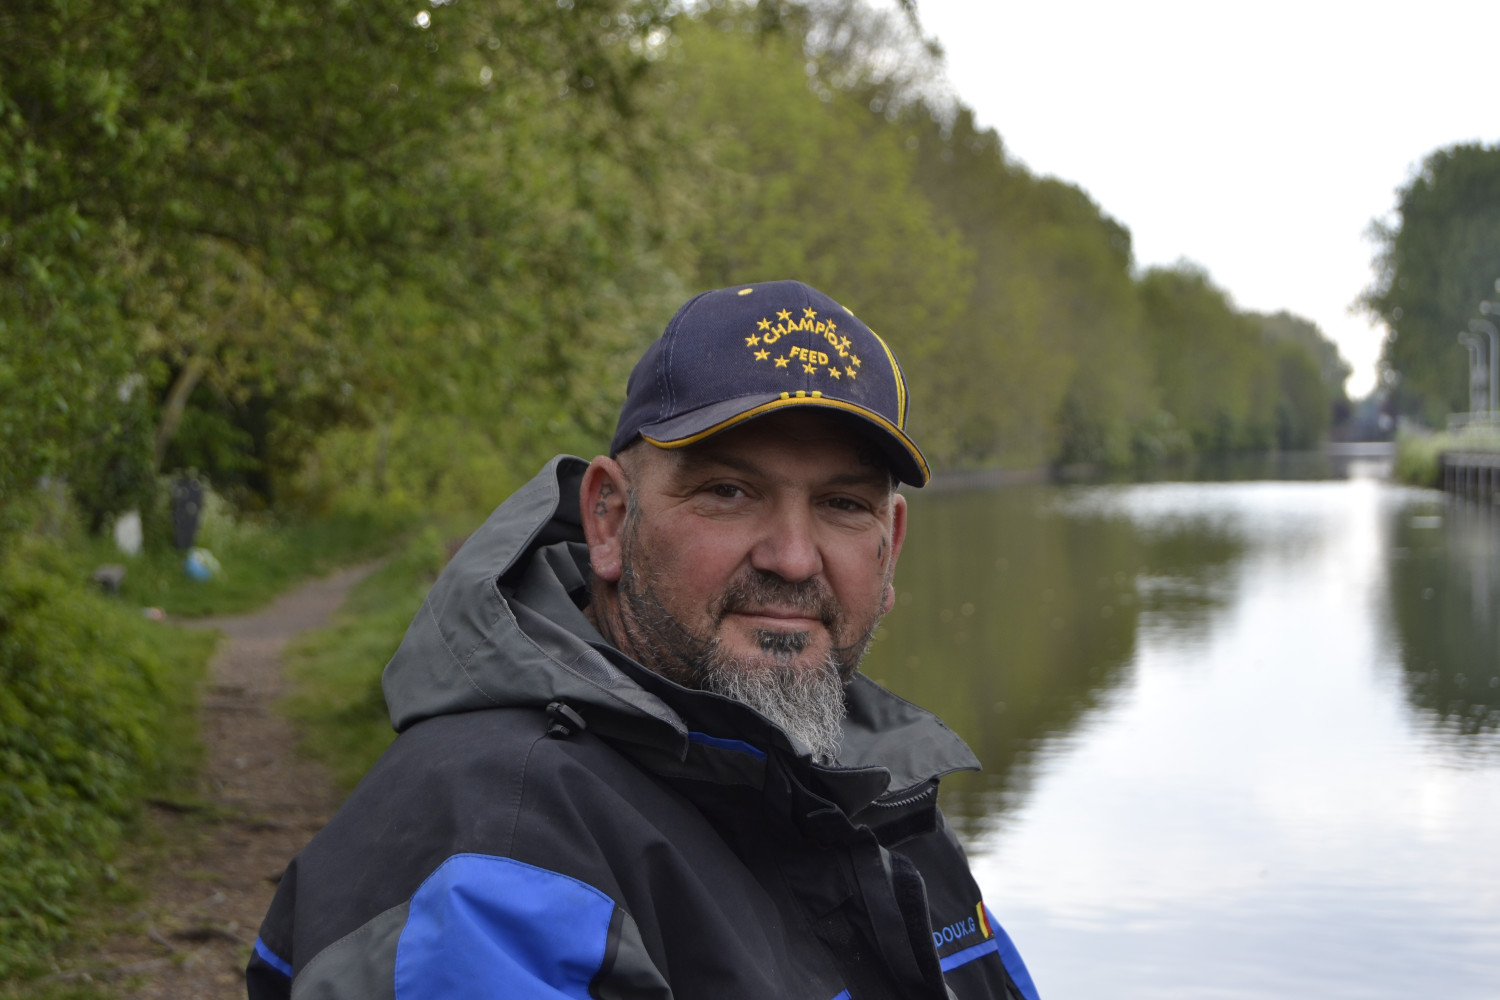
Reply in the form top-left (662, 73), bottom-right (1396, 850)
top-left (907, 0), bottom-right (1500, 397)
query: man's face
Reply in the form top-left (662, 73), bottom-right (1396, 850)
top-left (584, 410), bottom-right (907, 756)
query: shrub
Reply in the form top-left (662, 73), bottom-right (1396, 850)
top-left (0, 540), bottom-right (213, 978)
top-left (1394, 426), bottom-right (1500, 488)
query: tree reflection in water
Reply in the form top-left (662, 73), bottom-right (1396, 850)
top-left (1387, 498), bottom-right (1500, 756)
top-left (863, 484), bottom-right (1246, 841)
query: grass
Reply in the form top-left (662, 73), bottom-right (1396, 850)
top-left (281, 522), bottom-right (458, 789)
top-left (0, 813), bottom-right (201, 1000)
top-left (0, 537), bottom-right (217, 985)
top-left (0, 500), bottom-right (407, 992)
top-left (73, 503), bottom-right (414, 618)
top-left (1394, 426), bottom-right (1500, 487)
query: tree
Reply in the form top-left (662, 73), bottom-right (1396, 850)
top-left (1255, 310), bottom-right (1348, 446)
top-left (1, 0), bottom-right (671, 527)
top-left (1255, 311), bottom-right (1352, 404)
top-left (1139, 264), bottom-right (1275, 452)
top-left (903, 107), bottom-right (1155, 467)
top-left (656, 5), bottom-right (971, 447)
top-left (1362, 142), bottom-right (1500, 424)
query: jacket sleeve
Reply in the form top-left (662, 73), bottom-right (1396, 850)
top-left (248, 853), bottom-right (673, 1000)
top-left (246, 935), bottom-right (294, 999)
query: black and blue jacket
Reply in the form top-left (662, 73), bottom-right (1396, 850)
top-left (247, 457), bottom-right (1040, 1000)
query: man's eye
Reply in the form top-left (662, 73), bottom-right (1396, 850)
top-left (826, 496), bottom-right (865, 512)
top-left (709, 483), bottom-right (744, 498)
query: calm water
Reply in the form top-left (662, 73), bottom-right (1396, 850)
top-left (864, 455), bottom-right (1500, 999)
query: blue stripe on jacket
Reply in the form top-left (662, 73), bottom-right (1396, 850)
top-left (395, 853), bottom-right (616, 999)
top-left (986, 906), bottom-right (1040, 1000)
top-left (252, 937), bottom-right (293, 978)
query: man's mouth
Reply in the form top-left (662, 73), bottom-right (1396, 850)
top-left (733, 606), bottom-right (817, 621)
top-left (716, 571), bottom-right (840, 630)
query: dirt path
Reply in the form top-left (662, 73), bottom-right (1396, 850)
top-left (83, 562), bottom-right (381, 999)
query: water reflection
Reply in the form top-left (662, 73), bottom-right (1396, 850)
top-left (1387, 498), bottom-right (1500, 754)
top-left (864, 485), bottom-right (1246, 840)
top-left (867, 469), bottom-right (1500, 999)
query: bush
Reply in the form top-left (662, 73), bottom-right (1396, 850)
top-left (291, 416), bottom-right (529, 521)
top-left (1393, 431), bottom-right (1446, 487)
top-left (1394, 427), bottom-right (1500, 488)
top-left (0, 540), bottom-right (214, 979)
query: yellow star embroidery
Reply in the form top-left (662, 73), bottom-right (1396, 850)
top-left (803, 307), bottom-right (817, 319)
top-left (758, 318), bottom-right (771, 331)
top-left (774, 356), bottom-right (789, 368)
top-left (828, 367), bottom-right (841, 379)
top-left (745, 334), bottom-right (761, 347)
top-left (850, 354), bottom-right (861, 368)
top-left (803, 363), bottom-right (817, 374)
top-left (754, 349), bottom-right (769, 361)
top-left (838, 336), bottom-right (852, 352)
top-left (777, 309), bottom-right (792, 322)
top-left (845, 366), bottom-right (857, 379)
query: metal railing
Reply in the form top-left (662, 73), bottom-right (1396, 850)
top-left (1447, 411), bottom-right (1500, 434)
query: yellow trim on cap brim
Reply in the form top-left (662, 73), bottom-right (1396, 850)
top-left (640, 395), bottom-right (930, 484)
top-left (866, 328), bottom-right (906, 427)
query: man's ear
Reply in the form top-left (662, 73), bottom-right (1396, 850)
top-left (580, 456), bottom-right (631, 583)
top-left (880, 493), bottom-right (908, 615)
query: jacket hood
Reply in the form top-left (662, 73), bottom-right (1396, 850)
top-left (382, 456), bottom-right (979, 800)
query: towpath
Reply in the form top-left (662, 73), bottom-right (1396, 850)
top-left (74, 562), bottom-right (379, 999)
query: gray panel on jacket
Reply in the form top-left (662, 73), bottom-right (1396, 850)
top-left (595, 909), bottom-right (675, 1000)
top-left (290, 901), bottom-right (406, 1000)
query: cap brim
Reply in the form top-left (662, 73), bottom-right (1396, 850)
top-left (636, 393), bottom-right (930, 487)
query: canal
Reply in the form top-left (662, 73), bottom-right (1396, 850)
top-left (864, 452), bottom-right (1500, 999)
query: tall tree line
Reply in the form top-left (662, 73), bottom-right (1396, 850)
top-left (1362, 142), bottom-right (1500, 426)
top-left (659, 1), bottom-right (1342, 470)
top-left (1, 0), bottom-right (1346, 546)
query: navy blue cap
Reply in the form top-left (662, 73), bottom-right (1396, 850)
top-left (611, 280), bottom-right (929, 486)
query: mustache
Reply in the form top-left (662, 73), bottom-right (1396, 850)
top-left (713, 570), bottom-right (840, 626)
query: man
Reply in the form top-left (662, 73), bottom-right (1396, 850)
top-left (247, 280), bottom-right (1040, 999)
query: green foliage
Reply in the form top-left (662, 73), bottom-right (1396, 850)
top-left (906, 108), bottom-right (1152, 467)
top-left (282, 528), bottom-right (456, 789)
top-left (1138, 264), bottom-right (1279, 453)
top-left (294, 417), bottom-right (523, 521)
top-left (1393, 431), bottom-right (1448, 488)
top-left (1256, 310), bottom-right (1353, 404)
top-left (1253, 310), bottom-right (1350, 450)
top-left (1268, 338), bottom-right (1329, 449)
top-left (74, 494), bottom-right (411, 618)
top-left (1363, 142), bottom-right (1500, 424)
top-left (1, 0), bottom-right (673, 527)
top-left (653, 2), bottom-right (1333, 472)
top-left (1392, 426), bottom-right (1500, 488)
top-left (0, 540), bottom-right (214, 979)
top-left (659, 8), bottom-right (969, 375)
top-left (4, 0), bottom-right (1354, 533)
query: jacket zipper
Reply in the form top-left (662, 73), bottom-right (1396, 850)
top-left (870, 784), bottom-right (938, 809)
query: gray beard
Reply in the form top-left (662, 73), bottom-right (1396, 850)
top-left (696, 641), bottom-right (847, 763)
top-left (612, 564), bottom-right (858, 762)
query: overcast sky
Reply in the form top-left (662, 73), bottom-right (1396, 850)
top-left (909, 0), bottom-right (1500, 397)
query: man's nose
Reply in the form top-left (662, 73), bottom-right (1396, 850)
top-left (749, 507), bottom-right (823, 583)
